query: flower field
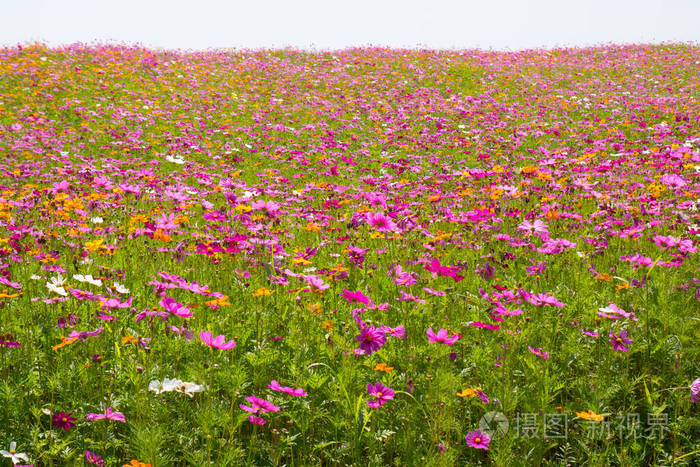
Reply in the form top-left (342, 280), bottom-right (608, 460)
top-left (0, 43), bottom-right (698, 465)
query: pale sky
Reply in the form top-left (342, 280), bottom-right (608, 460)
top-left (2, 0), bottom-right (699, 51)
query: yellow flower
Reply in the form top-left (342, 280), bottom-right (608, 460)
top-left (576, 410), bottom-right (604, 422)
top-left (321, 320), bottom-right (334, 331)
top-left (291, 257), bottom-right (311, 266)
top-left (85, 239), bottom-right (104, 252)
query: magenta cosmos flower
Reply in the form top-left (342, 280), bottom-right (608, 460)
top-left (426, 328), bottom-right (460, 345)
top-left (86, 407), bottom-right (125, 422)
top-left (691, 378), bottom-right (700, 403)
top-left (239, 395), bottom-right (280, 414)
top-left (84, 450), bottom-right (104, 466)
top-left (52, 411), bottom-right (76, 430)
top-left (465, 430), bottom-right (491, 450)
top-left (366, 382), bottom-right (394, 408)
top-left (356, 325), bottom-right (387, 355)
top-left (609, 329), bottom-right (633, 352)
top-left (200, 331), bottom-right (236, 350)
top-left (340, 288), bottom-right (370, 305)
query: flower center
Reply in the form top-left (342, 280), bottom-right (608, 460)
top-left (376, 392), bottom-right (383, 397)
top-left (9, 450), bottom-right (15, 454)
top-left (474, 437), bottom-right (481, 444)
top-left (62, 417), bottom-right (67, 422)
top-left (616, 337), bottom-right (623, 343)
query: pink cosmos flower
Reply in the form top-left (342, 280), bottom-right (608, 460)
top-left (609, 329), bottom-right (633, 352)
top-left (86, 407), bottom-right (125, 422)
top-left (159, 296), bottom-right (193, 318)
top-left (597, 303), bottom-right (638, 321)
top-left (620, 253), bottom-right (654, 269)
top-left (528, 346), bottom-right (551, 359)
top-left (426, 328), bottom-right (460, 345)
top-left (303, 274), bottom-right (330, 291)
top-left (366, 212), bottom-right (397, 232)
top-left (652, 235), bottom-right (680, 249)
top-left (659, 174), bottom-right (687, 188)
top-left (0, 277), bottom-right (21, 289)
top-left (268, 380), bottom-right (307, 396)
top-left (465, 430), bottom-right (491, 450)
top-left (248, 415), bottom-right (266, 425)
top-left (68, 327), bottom-right (103, 341)
top-left (239, 395), bottom-right (280, 414)
top-left (425, 258), bottom-right (464, 281)
top-left (678, 239), bottom-right (697, 254)
top-left (528, 293), bottom-right (565, 307)
top-left (517, 219), bottom-right (548, 236)
top-left (199, 331), bottom-right (236, 350)
top-left (423, 287), bottom-right (446, 296)
top-left (366, 382), bottom-right (394, 408)
top-left (154, 213), bottom-right (178, 231)
top-left (340, 289), bottom-right (370, 305)
top-left (380, 325), bottom-right (406, 339)
top-left (99, 296), bottom-right (132, 311)
top-left (525, 261), bottom-right (547, 276)
top-left (397, 290), bottom-right (426, 304)
top-left (470, 321), bottom-right (500, 331)
top-left (136, 308), bottom-right (170, 322)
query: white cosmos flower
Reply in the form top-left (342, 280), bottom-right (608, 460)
top-left (48, 274), bottom-right (65, 286)
top-left (149, 378), bottom-right (205, 397)
top-left (90, 217), bottom-right (104, 224)
top-left (113, 282), bottom-right (130, 294)
top-left (46, 282), bottom-right (68, 297)
top-left (165, 155), bottom-right (186, 164)
top-left (179, 381), bottom-right (205, 397)
top-left (73, 274), bottom-right (103, 287)
top-left (1, 441), bottom-right (30, 464)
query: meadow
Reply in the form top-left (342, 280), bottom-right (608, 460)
top-left (0, 43), bottom-right (698, 466)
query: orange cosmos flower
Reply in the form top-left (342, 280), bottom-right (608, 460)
top-left (576, 410), bottom-right (604, 422)
top-left (52, 336), bottom-right (78, 351)
top-left (374, 363), bottom-right (394, 373)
